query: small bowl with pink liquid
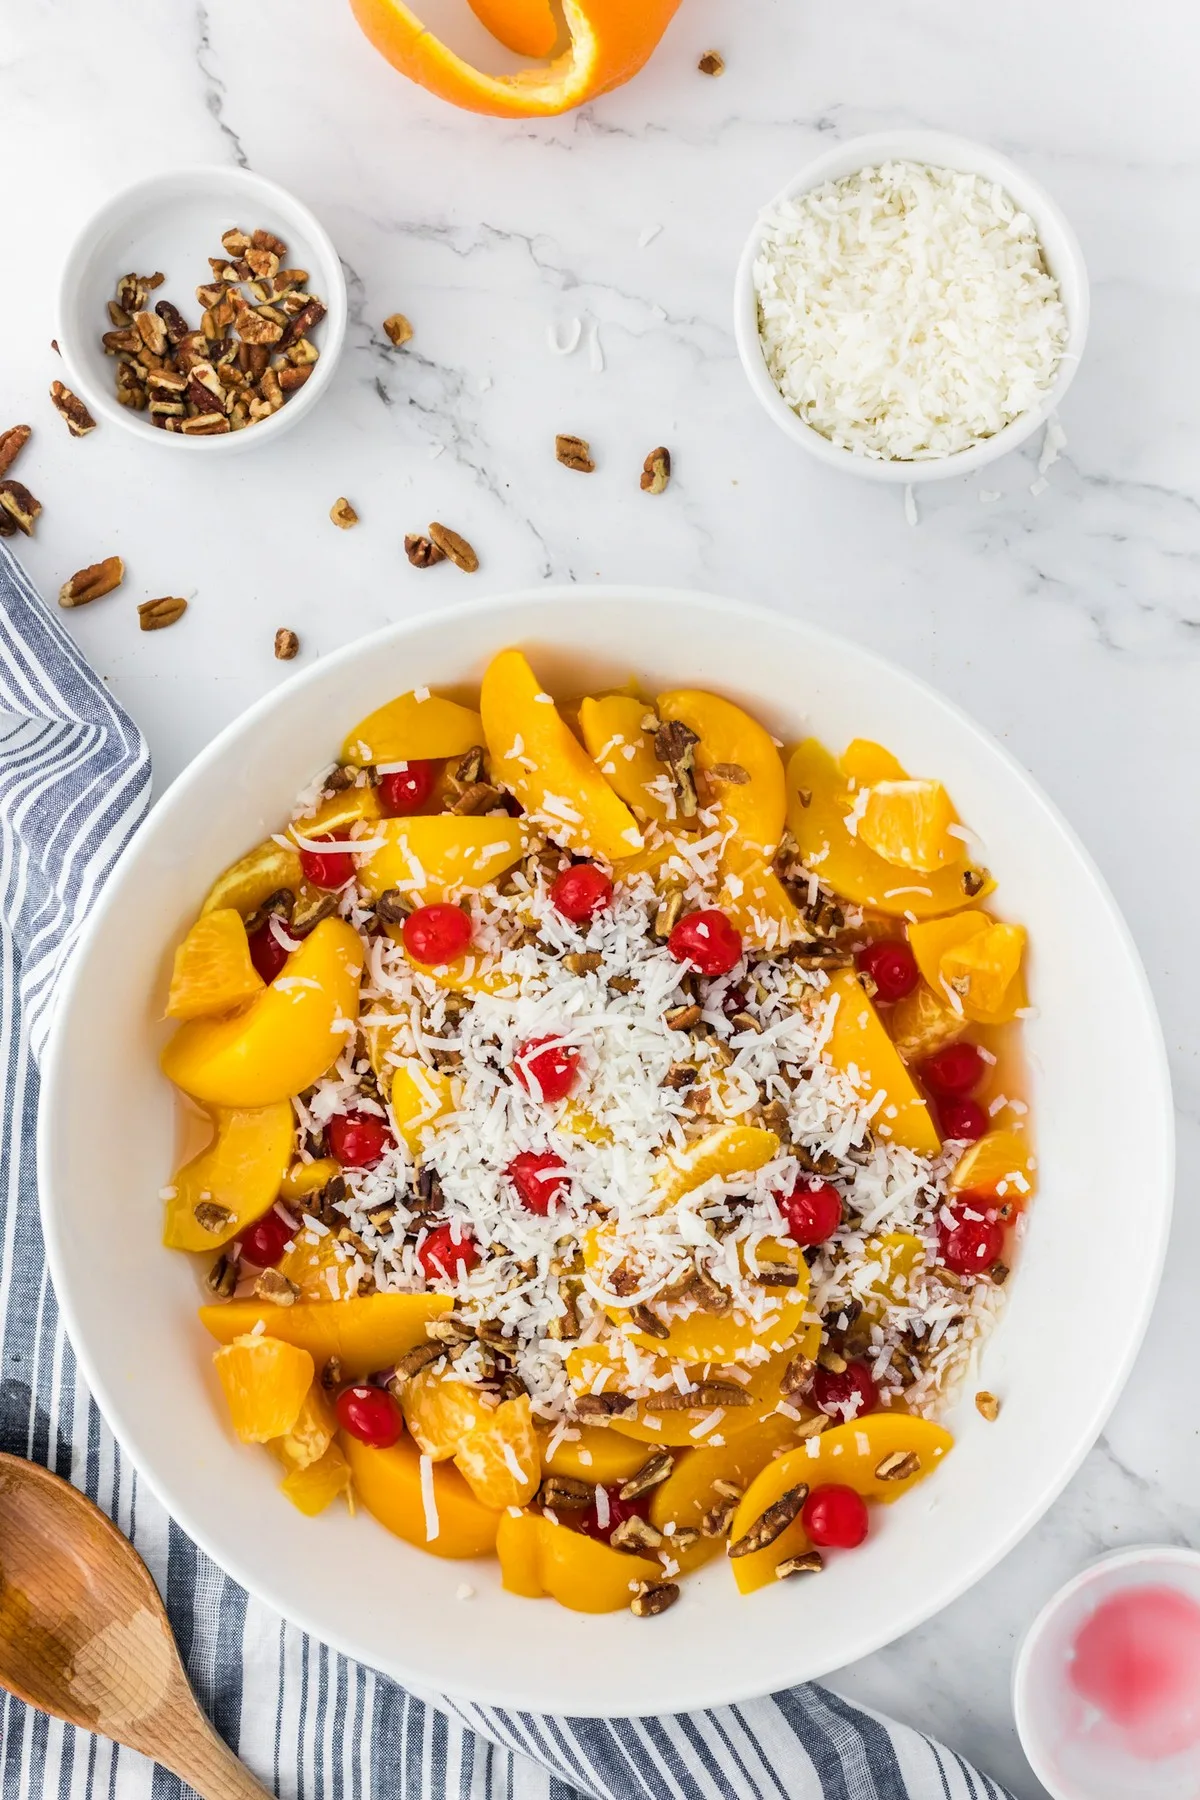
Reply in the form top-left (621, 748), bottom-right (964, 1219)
top-left (1015, 1547), bottom-right (1200, 1799)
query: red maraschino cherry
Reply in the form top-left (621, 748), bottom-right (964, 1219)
top-left (778, 1179), bottom-right (843, 1248)
top-left (326, 1111), bottom-right (392, 1170)
top-left (335, 1385), bottom-right (404, 1448)
top-left (513, 1037), bottom-right (580, 1103)
top-left (299, 837), bottom-right (356, 890)
top-left (551, 863), bottom-right (613, 923)
top-left (378, 761), bottom-right (437, 815)
top-left (507, 1151), bottom-right (570, 1214)
top-left (667, 909), bottom-right (742, 977)
top-left (418, 1222), bottom-right (481, 1283)
top-left (403, 903), bottom-right (472, 966)
top-left (802, 1485), bottom-right (869, 1549)
top-left (854, 939), bottom-right (919, 1003)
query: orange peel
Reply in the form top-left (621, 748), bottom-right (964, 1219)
top-left (349, 0), bottom-right (683, 119)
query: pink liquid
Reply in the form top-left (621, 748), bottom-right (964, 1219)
top-left (1068, 1584), bottom-right (1200, 1760)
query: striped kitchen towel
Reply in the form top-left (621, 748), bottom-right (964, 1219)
top-left (0, 543), bottom-right (1011, 1800)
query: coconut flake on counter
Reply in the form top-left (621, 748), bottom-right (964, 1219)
top-left (754, 161), bottom-right (1068, 462)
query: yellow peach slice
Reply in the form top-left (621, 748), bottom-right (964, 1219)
top-left (199, 1292), bottom-right (453, 1376)
top-left (279, 1157), bottom-right (340, 1204)
top-left (200, 837), bottom-right (304, 919)
top-left (162, 1102), bottom-right (293, 1252)
top-left (161, 918), bottom-right (363, 1107)
top-left (649, 1411), bottom-right (801, 1572)
top-left (571, 1329), bottom-right (820, 1447)
top-left (280, 1443), bottom-right (352, 1516)
top-left (908, 912), bottom-right (1027, 1024)
top-left (166, 909), bottom-right (264, 1021)
top-left (540, 1424), bottom-right (649, 1485)
top-left (496, 1511), bottom-right (659, 1611)
top-left (290, 785), bottom-right (383, 839)
top-left (947, 1128), bottom-right (1036, 1202)
top-left (787, 740), bottom-right (990, 918)
top-left (358, 815), bottom-right (525, 904)
top-left (480, 649), bottom-right (644, 861)
top-left (341, 690), bottom-right (484, 766)
top-left (825, 969), bottom-right (941, 1156)
top-left (858, 1232), bottom-right (926, 1320)
top-left (717, 842), bottom-right (806, 950)
top-left (730, 1413), bottom-right (954, 1593)
top-left (391, 1060), bottom-right (460, 1155)
top-left (656, 689), bottom-right (786, 858)
top-left (342, 1431), bottom-right (500, 1559)
top-left (578, 694), bottom-right (677, 828)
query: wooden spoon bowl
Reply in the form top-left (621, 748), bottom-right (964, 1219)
top-left (0, 1454), bottom-right (269, 1798)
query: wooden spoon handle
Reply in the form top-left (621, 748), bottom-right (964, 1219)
top-left (157, 1710), bottom-right (275, 1800)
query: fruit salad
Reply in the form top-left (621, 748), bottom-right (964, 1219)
top-left (161, 651), bottom-right (1034, 1617)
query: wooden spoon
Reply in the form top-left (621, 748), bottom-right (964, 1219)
top-left (0, 1454), bottom-right (271, 1798)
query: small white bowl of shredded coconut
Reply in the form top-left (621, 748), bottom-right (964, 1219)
top-left (734, 130), bottom-right (1088, 481)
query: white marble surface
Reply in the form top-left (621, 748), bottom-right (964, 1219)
top-left (4, 0), bottom-right (1198, 1792)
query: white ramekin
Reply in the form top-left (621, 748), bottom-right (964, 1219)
top-left (56, 166), bottom-right (347, 454)
top-left (734, 130), bottom-right (1090, 483)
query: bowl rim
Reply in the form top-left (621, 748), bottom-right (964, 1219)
top-left (54, 163), bottom-right (348, 454)
top-left (37, 586), bottom-right (1173, 1714)
top-left (1012, 1544), bottom-right (1200, 1798)
top-left (733, 128), bottom-right (1091, 484)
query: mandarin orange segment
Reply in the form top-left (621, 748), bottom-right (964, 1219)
top-left (730, 1414), bottom-right (954, 1594)
top-left (651, 1124), bottom-right (781, 1209)
top-left (214, 1334), bottom-right (314, 1444)
top-left (480, 649), bottom-right (644, 861)
top-left (859, 1232), bottom-right (926, 1319)
top-left (947, 1128), bottom-right (1036, 1202)
top-left (200, 837), bottom-right (304, 919)
top-left (162, 1102), bottom-right (293, 1253)
top-left (161, 917), bottom-right (363, 1107)
top-left (199, 1292), bottom-right (453, 1376)
top-left (857, 779), bottom-right (962, 875)
top-left (717, 843), bottom-right (806, 950)
top-left (349, 0), bottom-right (682, 121)
top-left (275, 1383), bottom-right (338, 1474)
top-left (889, 982), bottom-right (967, 1064)
top-left (391, 1059), bottom-right (460, 1155)
top-left (909, 912), bottom-right (1027, 1024)
top-left (454, 1395), bottom-right (540, 1508)
top-left (280, 1443), bottom-right (352, 1516)
top-left (826, 969), bottom-right (941, 1156)
top-left (787, 740), bottom-right (990, 918)
top-left (342, 1431), bottom-right (501, 1558)
top-left (401, 1368), bottom-right (493, 1461)
top-left (166, 909), bottom-right (264, 1022)
top-left (342, 690), bottom-right (484, 765)
top-left (578, 694), bottom-right (678, 829)
top-left (656, 689), bottom-right (787, 858)
top-left (278, 1229), bottom-right (354, 1301)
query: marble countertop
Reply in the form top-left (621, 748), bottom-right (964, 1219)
top-left (4, 0), bottom-right (1197, 1791)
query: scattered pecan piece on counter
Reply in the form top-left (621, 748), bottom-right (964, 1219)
top-left (138, 596), bottom-right (188, 632)
top-left (49, 381), bottom-right (96, 438)
top-left (274, 628), bottom-right (300, 661)
top-left (427, 522), bottom-right (478, 572)
top-left (405, 533), bottom-right (445, 568)
top-left (555, 433), bottom-right (595, 472)
top-left (640, 445), bottom-right (671, 493)
top-left (0, 480), bottom-right (41, 537)
top-left (0, 425), bottom-right (31, 478)
top-left (329, 497), bottom-right (359, 529)
top-left (698, 49), bottom-right (725, 74)
top-left (383, 313), bottom-right (413, 346)
top-left (59, 557), bottom-right (125, 609)
top-left (975, 1390), bottom-right (1000, 1422)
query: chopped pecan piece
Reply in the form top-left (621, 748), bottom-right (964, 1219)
top-left (427, 522), bottom-right (478, 572)
top-left (652, 1380), bottom-right (752, 1411)
top-left (49, 381), bottom-right (96, 437)
top-left (555, 433), bottom-right (595, 472)
top-left (776, 1551), bottom-right (823, 1579)
top-left (251, 227), bottom-right (288, 258)
top-left (134, 311), bottom-right (169, 357)
top-left (179, 414), bottom-right (231, 436)
top-left (628, 1302), bottom-right (670, 1340)
top-left (539, 1474), bottom-right (593, 1511)
top-left (573, 1392), bottom-right (635, 1419)
top-left (610, 1515), bottom-right (662, 1552)
top-left (665, 1003), bottom-right (703, 1031)
top-left (727, 1485), bottom-right (808, 1558)
top-left (630, 1581), bottom-right (679, 1617)
top-left (0, 425), bottom-right (31, 478)
top-left (975, 1390), bottom-right (1000, 1422)
top-left (405, 533), bottom-right (445, 568)
top-left (383, 313), bottom-right (413, 346)
top-left (59, 557), bottom-right (124, 608)
top-left (254, 1268), bottom-right (298, 1306)
top-left (138, 597), bottom-right (188, 631)
top-left (0, 480), bottom-right (41, 536)
top-left (653, 718), bottom-right (700, 818)
top-left (330, 497), bottom-right (359, 529)
top-left (698, 48), bottom-right (725, 74)
top-left (618, 1450), bottom-right (673, 1501)
top-left (278, 365), bottom-right (313, 394)
top-left (875, 1450), bottom-right (921, 1482)
top-left (274, 627), bottom-right (300, 661)
top-left (206, 1254), bottom-right (236, 1298)
top-left (640, 446), bottom-right (671, 493)
top-left (276, 297), bottom-right (326, 353)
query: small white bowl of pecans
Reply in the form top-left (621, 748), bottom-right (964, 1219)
top-left (56, 167), bottom-right (347, 452)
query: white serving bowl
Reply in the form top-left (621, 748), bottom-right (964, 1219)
top-left (734, 130), bottom-right (1090, 483)
top-left (56, 166), bottom-right (347, 454)
top-left (39, 588), bottom-right (1170, 1717)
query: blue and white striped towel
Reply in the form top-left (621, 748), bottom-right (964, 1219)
top-left (0, 543), bottom-right (1012, 1800)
